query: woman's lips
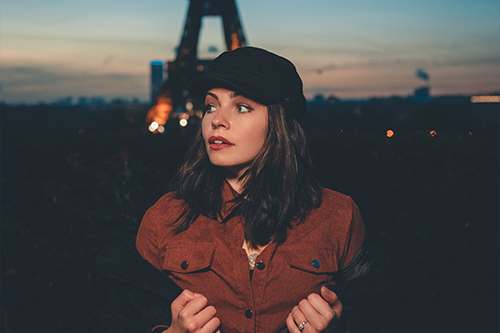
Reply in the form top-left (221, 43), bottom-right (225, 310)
top-left (208, 136), bottom-right (234, 150)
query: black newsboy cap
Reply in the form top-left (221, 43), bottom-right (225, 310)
top-left (188, 47), bottom-right (307, 119)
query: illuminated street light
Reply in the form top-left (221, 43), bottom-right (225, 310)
top-left (148, 121), bottom-right (160, 132)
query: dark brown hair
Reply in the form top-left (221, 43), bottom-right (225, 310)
top-left (172, 104), bottom-right (322, 248)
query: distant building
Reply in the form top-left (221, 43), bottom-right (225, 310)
top-left (326, 96), bottom-right (340, 106)
top-left (151, 60), bottom-right (164, 103)
top-left (313, 94), bottom-right (325, 104)
top-left (77, 96), bottom-right (89, 106)
top-left (414, 86), bottom-right (430, 103)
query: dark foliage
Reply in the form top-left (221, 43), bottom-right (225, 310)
top-left (1, 101), bottom-right (498, 332)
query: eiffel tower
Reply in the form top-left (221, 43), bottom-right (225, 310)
top-left (146, 0), bottom-right (247, 129)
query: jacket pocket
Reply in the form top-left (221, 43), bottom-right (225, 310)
top-left (285, 247), bottom-right (339, 274)
top-left (161, 245), bottom-right (215, 273)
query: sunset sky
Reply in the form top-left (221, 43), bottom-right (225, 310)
top-left (1, 0), bottom-right (499, 104)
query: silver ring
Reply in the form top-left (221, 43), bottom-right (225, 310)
top-left (297, 321), bottom-right (307, 331)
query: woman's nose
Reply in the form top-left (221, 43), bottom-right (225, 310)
top-left (211, 109), bottom-right (229, 128)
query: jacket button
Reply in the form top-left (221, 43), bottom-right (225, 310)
top-left (181, 261), bottom-right (189, 270)
top-left (256, 261), bottom-right (265, 270)
top-left (312, 260), bottom-right (319, 268)
top-left (245, 309), bottom-right (253, 318)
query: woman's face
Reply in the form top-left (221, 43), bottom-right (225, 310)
top-left (202, 87), bottom-right (268, 177)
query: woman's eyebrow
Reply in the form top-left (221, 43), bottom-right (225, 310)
top-left (229, 91), bottom-right (242, 99)
top-left (206, 91), bottom-right (243, 100)
top-left (206, 92), bottom-right (219, 100)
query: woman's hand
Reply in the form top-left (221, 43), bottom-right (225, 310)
top-left (286, 286), bottom-right (343, 333)
top-left (166, 289), bottom-right (221, 333)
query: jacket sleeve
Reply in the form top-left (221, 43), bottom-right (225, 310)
top-left (99, 242), bottom-right (183, 333)
top-left (329, 241), bottom-right (406, 333)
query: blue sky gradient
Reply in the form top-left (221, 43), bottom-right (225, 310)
top-left (1, 0), bottom-right (498, 103)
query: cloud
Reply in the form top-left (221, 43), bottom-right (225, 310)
top-left (303, 80), bottom-right (417, 99)
top-left (416, 68), bottom-right (429, 81)
top-left (1, 65), bottom-right (123, 86)
top-left (302, 54), bottom-right (499, 74)
top-left (102, 55), bottom-right (114, 67)
top-left (1, 32), bottom-right (169, 47)
top-left (0, 64), bottom-right (147, 103)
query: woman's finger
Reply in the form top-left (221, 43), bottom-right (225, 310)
top-left (320, 286), bottom-right (342, 318)
top-left (287, 290), bottom-right (344, 333)
top-left (192, 305), bottom-right (218, 330)
top-left (286, 311), bottom-right (306, 333)
top-left (306, 292), bottom-right (337, 324)
top-left (292, 305), bottom-right (310, 331)
top-left (177, 299), bottom-right (216, 331)
top-left (297, 296), bottom-right (333, 332)
top-left (180, 293), bottom-right (209, 315)
top-left (298, 298), bottom-right (323, 330)
top-left (171, 289), bottom-right (199, 313)
top-left (170, 290), bottom-right (220, 333)
top-left (198, 316), bottom-right (221, 333)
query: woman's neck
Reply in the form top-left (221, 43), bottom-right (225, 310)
top-left (225, 176), bottom-right (243, 194)
top-left (224, 167), bottom-right (248, 194)
top-left (242, 240), bottom-right (268, 257)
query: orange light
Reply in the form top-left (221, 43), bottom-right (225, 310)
top-left (428, 130), bottom-right (437, 137)
top-left (386, 130), bottom-right (394, 138)
top-left (470, 95), bottom-right (500, 103)
top-left (230, 32), bottom-right (240, 51)
top-left (146, 95), bottom-right (173, 129)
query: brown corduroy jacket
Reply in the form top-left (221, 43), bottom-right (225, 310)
top-left (136, 183), bottom-right (365, 333)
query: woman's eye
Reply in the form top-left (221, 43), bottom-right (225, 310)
top-left (204, 104), bottom-right (217, 113)
top-left (237, 105), bottom-right (253, 113)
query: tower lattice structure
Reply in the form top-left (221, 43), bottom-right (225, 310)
top-left (147, 0), bottom-right (247, 128)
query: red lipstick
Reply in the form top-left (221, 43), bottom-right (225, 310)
top-left (208, 136), bottom-right (234, 150)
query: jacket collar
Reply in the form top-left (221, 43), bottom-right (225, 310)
top-left (219, 181), bottom-right (240, 222)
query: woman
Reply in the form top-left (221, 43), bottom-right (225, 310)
top-left (101, 47), bottom-right (401, 333)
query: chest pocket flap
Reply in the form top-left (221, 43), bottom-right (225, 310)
top-left (286, 247), bottom-right (339, 274)
top-left (162, 245), bottom-right (215, 273)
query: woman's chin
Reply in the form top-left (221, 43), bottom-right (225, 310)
top-left (209, 161), bottom-right (251, 179)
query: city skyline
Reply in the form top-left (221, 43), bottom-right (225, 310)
top-left (1, 0), bottom-right (499, 104)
